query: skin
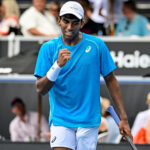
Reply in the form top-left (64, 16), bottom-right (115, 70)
top-left (33, 0), bottom-right (46, 14)
top-left (104, 72), bottom-right (132, 139)
top-left (0, 4), bottom-right (5, 20)
top-left (36, 16), bottom-right (84, 94)
top-left (122, 4), bottom-right (136, 22)
top-left (36, 14), bottom-right (132, 150)
top-left (146, 119), bottom-right (150, 143)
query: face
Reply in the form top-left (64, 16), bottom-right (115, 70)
top-left (33, 0), bottom-right (46, 13)
top-left (12, 104), bottom-right (25, 117)
top-left (0, 4), bottom-right (5, 19)
top-left (58, 15), bottom-right (84, 41)
top-left (49, 3), bottom-right (60, 18)
top-left (122, 5), bottom-right (131, 16)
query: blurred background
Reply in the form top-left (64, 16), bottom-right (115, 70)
top-left (0, 0), bottom-right (150, 149)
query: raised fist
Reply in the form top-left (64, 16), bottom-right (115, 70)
top-left (57, 49), bottom-right (71, 67)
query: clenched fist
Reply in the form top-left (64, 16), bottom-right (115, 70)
top-left (57, 49), bottom-right (71, 67)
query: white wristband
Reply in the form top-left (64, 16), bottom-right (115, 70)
top-left (46, 61), bottom-right (62, 82)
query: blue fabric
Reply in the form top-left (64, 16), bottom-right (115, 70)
top-left (115, 14), bottom-right (150, 36)
top-left (34, 33), bottom-right (116, 127)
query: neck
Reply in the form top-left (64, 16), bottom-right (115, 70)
top-left (34, 7), bottom-right (44, 14)
top-left (19, 111), bottom-right (26, 123)
top-left (62, 32), bottom-right (82, 46)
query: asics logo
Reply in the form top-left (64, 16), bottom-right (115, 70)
top-left (85, 46), bottom-right (91, 53)
top-left (51, 136), bottom-right (56, 143)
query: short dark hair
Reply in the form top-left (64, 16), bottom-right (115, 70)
top-left (11, 97), bottom-right (25, 107)
top-left (123, 0), bottom-right (136, 11)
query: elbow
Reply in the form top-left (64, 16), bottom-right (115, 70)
top-left (36, 81), bottom-right (45, 95)
top-left (36, 87), bottom-right (44, 95)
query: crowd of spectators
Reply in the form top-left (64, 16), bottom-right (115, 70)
top-left (0, 0), bottom-right (150, 37)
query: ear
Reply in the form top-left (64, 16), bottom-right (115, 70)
top-left (80, 20), bottom-right (85, 29)
top-left (58, 17), bottom-right (61, 25)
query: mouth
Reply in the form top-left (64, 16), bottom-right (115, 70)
top-left (65, 31), bottom-right (74, 37)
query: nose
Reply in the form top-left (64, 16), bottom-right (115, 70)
top-left (66, 22), bottom-right (73, 30)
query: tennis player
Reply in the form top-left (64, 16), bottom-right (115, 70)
top-left (34, 1), bottom-right (132, 150)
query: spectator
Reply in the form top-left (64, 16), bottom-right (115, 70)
top-left (115, 0), bottom-right (150, 37)
top-left (109, 0), bottom-right (125, 25)
top-left (2, 0), bottom-right (20, 19)
top-left (19, 0), bottom-right (61, 36)
top-left (98, 97), bottom-right (121, 143)
top-left (0, 1), bottom-right (18, 35)
top-left (48, 1), bottom-right (60, 21)
top-left (90, 0), bottom-right (107, 35)
top-left (132, 92), bottom-right (150, 144)
top-left (9, 97), bottom-right (49, 142)
top-left (97, 0), bottom-right (125, 35)
top-left (79, 0), bottom-right (100, 35)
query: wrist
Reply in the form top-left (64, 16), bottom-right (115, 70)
top-left (46, 61), bottom-right (62, 82)
top-left (57, 60), bottom-right (63, 67)
top-left (120, 116), bottom-right (128, 121)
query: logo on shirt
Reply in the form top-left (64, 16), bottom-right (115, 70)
top-left (85, 46), bottom-right (91, 53)
top-left (51, 136), bottom-right (57, 143)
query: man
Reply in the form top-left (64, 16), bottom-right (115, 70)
top-left (90, 0), bottom-right (107, 35)
top-left (34, 1), bottom-right (132, 150)
top-left (9, 98), bottom-right (49, 142)
top-left (48, 1), bottom-right (60, 21)
top-left (115, 0), bottom-right (150, 37)
top-left (19, 0), bottom-right (61, 36)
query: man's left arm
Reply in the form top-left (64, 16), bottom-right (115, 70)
top-left (104, 72), bottom-right (133, 140)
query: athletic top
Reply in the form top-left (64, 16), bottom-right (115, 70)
top-left (34, 33), bottom-right (116, 127)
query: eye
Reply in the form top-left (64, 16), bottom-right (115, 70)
top-left (72, 21), bottom-right (80, 26)
top-left (62, 19), bottom-right (69, 24)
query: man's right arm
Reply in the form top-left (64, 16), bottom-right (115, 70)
top-left (36, 49), bottom-right (71, 95)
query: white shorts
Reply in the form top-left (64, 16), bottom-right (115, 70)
top-left (50, 124), bottom-right (99, 150)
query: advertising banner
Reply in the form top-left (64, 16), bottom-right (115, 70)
top-left (106, 42), bottom-right (150, 76)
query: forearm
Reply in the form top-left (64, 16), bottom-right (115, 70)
top-left (36, 61), bottom-right (63, 94)
top-left (104, 72), bottom-right (127, 120)
top-left (28, 28), bottom-right (49, 36)
top-left (36, 76), bottom-right (54, 95)
top-left (35, 49), bottom-right (71, 95)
